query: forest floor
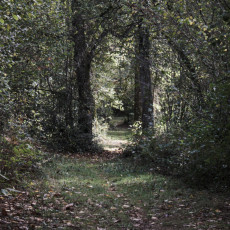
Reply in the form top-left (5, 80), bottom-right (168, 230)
top-left (0, 119), bottom-right (230, 229)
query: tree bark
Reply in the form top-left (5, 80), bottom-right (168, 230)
top-left (134, 36), bottom-right (142, 122)
top-left (138, 24), bottom-right (154, 130)
top-left (76, 58), bottom-right (94, 135)
top-left (72, 1), bottom-right (94, 143)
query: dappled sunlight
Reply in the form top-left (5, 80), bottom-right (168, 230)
top-left (36, 155), bottom-right (230, 229)
top-left (115, 174), bottom-right (153, 185)
top-left (99, 117), bottom-right (132, 151)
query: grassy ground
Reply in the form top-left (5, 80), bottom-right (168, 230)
top-left (99, 116), bottom-right (132, 151)
top-left (16, 153), bottom-right (229, 230)
top-left (1, 120), bottom-right (229, 229)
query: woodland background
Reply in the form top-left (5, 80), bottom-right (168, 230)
top-left (0, 0), bottom-right (230, 188)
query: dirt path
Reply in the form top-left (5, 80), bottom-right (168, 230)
top-left (98, 117), bottom-right (132, 151)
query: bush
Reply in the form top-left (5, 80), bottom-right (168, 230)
top-left (0, 135), bottom-right (41, 187)
top-left (127, 119), bottom-right (230, 187)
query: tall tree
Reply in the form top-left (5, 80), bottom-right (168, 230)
top-left (71, 0), bottom-right (124, 147)
top-left (71, 1), bottom-right (95, 140)
top-left (138, 24), bottom-right (154, 130)
top-left (134, 34), bottom-right (142, 122)
top-left (133, 0), bottom-right (154, 129)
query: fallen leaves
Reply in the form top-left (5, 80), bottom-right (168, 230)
top-left (0, 152), bottom-right (230, 230)
top-left (65, 203), bottom-right (74, 211)
top-left (122, 204), bottom-right (130, 209)
top-left (1, 207), bottom-right (8, 217)
top-left (0, 190), bottom-right (71, 229)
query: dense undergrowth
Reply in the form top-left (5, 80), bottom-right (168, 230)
top-left (125, 119), bottom-right (230, 189)
top-left (0, 132), bottom-right (42, 189)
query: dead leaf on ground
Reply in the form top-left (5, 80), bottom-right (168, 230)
top-left (1, 207), bottom-right (8, 216)
top-left (65, 203), bottom-right (74, 210)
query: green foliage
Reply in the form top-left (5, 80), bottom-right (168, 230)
top-left (92, 42), bottom-right (135, 123)
top-left (128, 116), bottom-right (230, 187)
top-left (0, 0), bottom-right (229, 187)
top-left (0, 137), bottom-right (41, 186)
top-left (124, 0), bottom-right (230, 188)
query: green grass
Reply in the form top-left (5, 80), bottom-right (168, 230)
top-left (30, 155), bottom-right (230, 229)
top-left (24, 117), bottom-right (229, 229)
top-left (107, 129), bottom-right (132, 141)
top-left (109, 116), bottom-right (127, 127)
top-left (99, 116), bottom-right (132, 150)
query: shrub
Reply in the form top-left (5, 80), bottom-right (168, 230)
top-left (0, 135), bottom-right (41, 187)
top-left (127, 119), bottom-right (230, 187)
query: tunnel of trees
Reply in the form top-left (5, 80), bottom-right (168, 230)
top-left (0, 0), bottom-right (230, 186)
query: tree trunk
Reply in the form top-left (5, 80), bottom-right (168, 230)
top-left (138, 24), bottom-right (154, 130)
top-left (72, 1), bottom-right (94, 145)
top-left (76, 58), bottom-right (94, 136)
top-left (134, 36), bottom-right (142, 121)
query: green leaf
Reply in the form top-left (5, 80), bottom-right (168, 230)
top-left (13, 15), bottom-right (19, 21)
top-left (0, 18), bottom-right (4, 24)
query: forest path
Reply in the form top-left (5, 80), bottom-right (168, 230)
top-left (1, 151), bottom-right (229, 229)
top-left (99, 116), bottom-right (132, 151)
top-left (1, 122), bottom-right (229, 229)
